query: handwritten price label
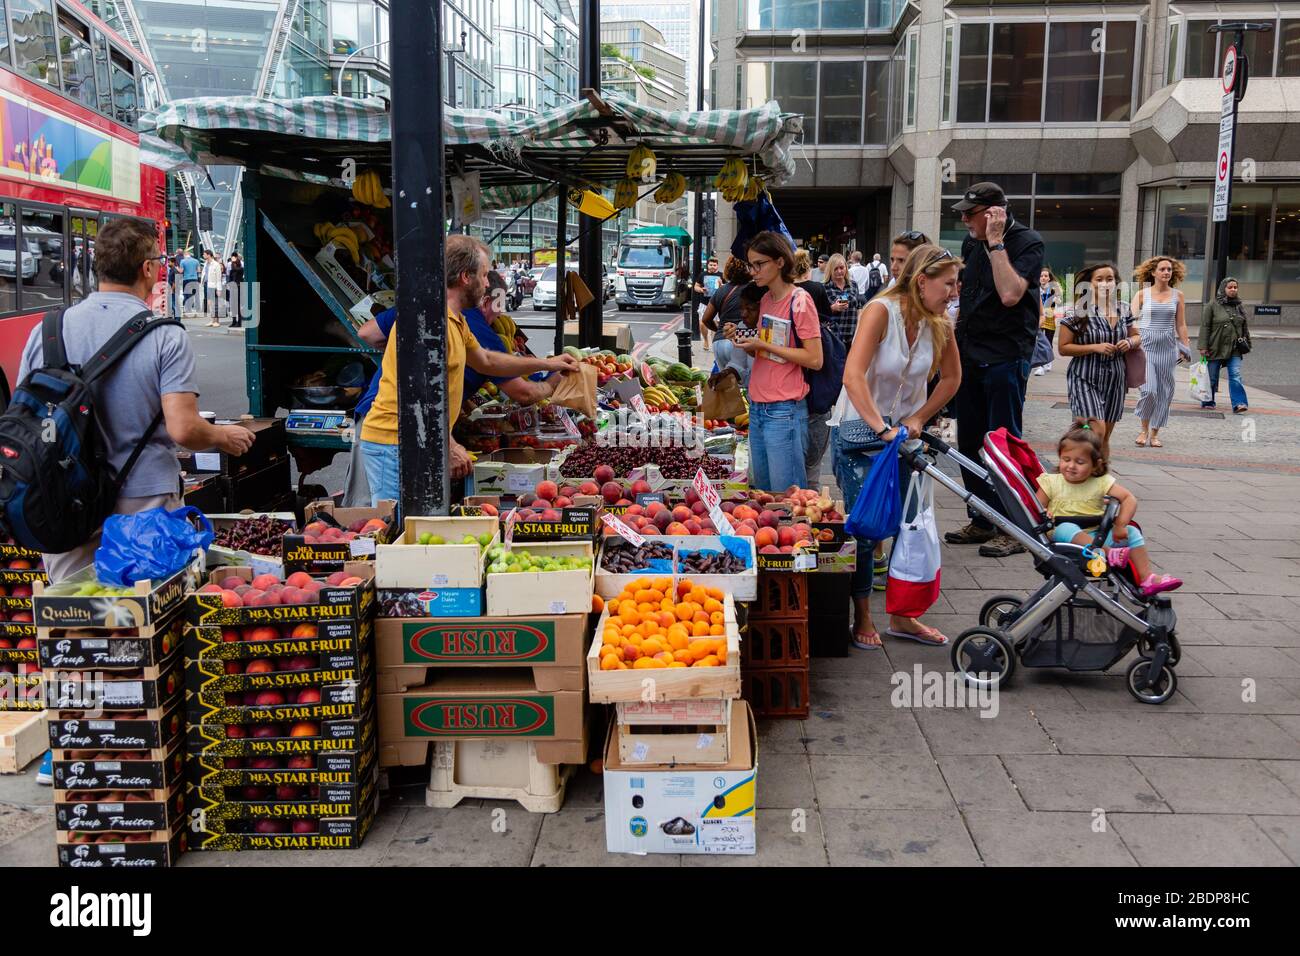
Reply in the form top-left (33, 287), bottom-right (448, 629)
top-left (629, 394), bottom-right (649, 420)
top-left (693, 467), bottom-right (733, 533)
top-left (503, 508), bottom-right (518, 550)
top-left (600, 512), bottom-right (645, 547)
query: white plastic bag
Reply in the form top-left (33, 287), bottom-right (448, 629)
top-left (885, 473), bottom-right (941, 618)
top-left (1188, 358), bottom-right (1212, 404)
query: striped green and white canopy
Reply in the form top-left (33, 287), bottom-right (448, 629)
top-left (139, 92), bottom-right (803, 210)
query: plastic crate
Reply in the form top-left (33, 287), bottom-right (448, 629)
top-left (743, 667), bottom-right (809, 719)
top-left (742, 619), bottom-right (808, 668)
top-left (750, 571), bottom-right (808, 620)
top-left (807, 574), bottom-right (852, 658)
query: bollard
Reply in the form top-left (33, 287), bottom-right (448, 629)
top-left (676, 330), bottom-right (693, 366)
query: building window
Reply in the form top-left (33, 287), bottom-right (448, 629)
top-left (10, 0), bottom-right (60, 89)
top-left (989, 22), bottom-right (1044, 123)
top-left (1157, 186), bottom-right (1210, 294)
top-left (1223, 186), bottom-right (1276, 302)
top-left (1183, 19), bottom-right (1218, 79)
top-left (773, 61), bottom-right (817, 143)
top-left (743, 61), bottom-right (769, 109)
top-left (20, 206), bottom-right (65, 312)
top-left (58, 12), bottom-right (97, 109)
top-left (1270, 187), bottom-right (1300, 302)
top-left (1044, 21), bottom-right (1100, 123)
top-left (0, 203), bottom-right (18, 314)
top-left (823, 1), bottom-right (865, 30)
top-left (942, 23), bottom-right (953, 123)
top-left (1166, 20), bottom-right (1181, 85)
top-left (955, 22), bottom-right (989, 123)
top-left (1281, 20), bottom-right (1300, 76)
top-left (819, 61), bottom-right (862, 144)
top-left (1100, 21), bottom-right (1137, 121)
top-left (904, 31), bottom-right (918, 128)
top-left (735, 64), bottom-right (742, 109)
top-left (865, 58), bottom-right (888, 143)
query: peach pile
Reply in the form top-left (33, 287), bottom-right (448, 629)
top-left (598, 579), bottom-right (730, 671)
top-left (300, 517), bottom-right (386, 544)
top-left (197, 570), bottom-right (364, 608)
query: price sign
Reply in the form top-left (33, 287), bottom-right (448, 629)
top-left (600, 512), bottom-right (645, 547)
top-left (560, 411), bottom-right (581, 439)
top-left (629, 394), bottom-right (649, 420)
top-left (693, 467), bottom-right (733, 534)
top-left (349, 537), bottom-right (376, 557)
top-left (503, 508), bottom-right (518, 550)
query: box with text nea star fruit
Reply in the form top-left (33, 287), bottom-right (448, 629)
top-left (603, 700), bottom-right (756, 856)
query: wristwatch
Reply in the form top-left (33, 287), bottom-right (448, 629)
top-left (989, 242), bottom-right (1006, 252)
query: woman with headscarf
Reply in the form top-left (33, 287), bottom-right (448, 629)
top-left (1198, 277), bottom-right (1251, 413)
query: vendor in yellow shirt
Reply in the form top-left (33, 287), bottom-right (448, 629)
top-left (359, 234), bottom-right (579, 504)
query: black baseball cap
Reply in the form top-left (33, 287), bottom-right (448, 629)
top-left (816, 253), bottom-right (828, 262)
top-left (951, 181), bottom-right (1008, 212)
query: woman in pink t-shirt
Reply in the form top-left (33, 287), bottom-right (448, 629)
top-left (737, 232), bottom-right (825, 491)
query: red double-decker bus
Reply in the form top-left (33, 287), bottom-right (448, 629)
top-left (0, 0), bottom-right (165, 394)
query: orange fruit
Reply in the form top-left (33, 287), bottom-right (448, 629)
top-left (676, 580), bottom-right (692, 597)
top-left (703, 598), bottom-right (722, 614)
top-left (658, 611), bottom-right (675, 629)
top-left (675, 605), bottom-right (694, 622)
top-left (653, 577), bottom-right (672, 593)
top-left (600, 654), bottom-right (620, 670)
top-left (647, 589), bottom-right (664, 603)
top-left (689, 639), bottom-right (713, 660)
top-left (697, 655), bottom-right (719, 667)
top-left (667, 661), bottom-right (687, 668)
top-left (592, 594), bottom-right (605, 614)
top-left (668, 633), bottom-right (689, 651)
top-left (693, 610), bottom-right (711, 625)
top-left (673, 648), bottom-right (694, 663)
top-left (710, 623), bottom-right (725, 635)
top-left (710, 611), bottom-right (725, 625)
top-left (655, 651), bottom-right (674, 664)
top-left (716, 644), bottom-right (728, 663)
top-left (705, 586), bottom-right (723, 600)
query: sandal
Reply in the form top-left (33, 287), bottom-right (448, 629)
top-left (885, 624), bottom-right (949, 647)
top-left (852, 630), bottom-right (882, 650)
top-left (1140, 574), bottom-right (1183, 597)
top-left (1135, 433), bottom-right (1147, 447)
top-left (1150, 437), bottom-right (1163, 448)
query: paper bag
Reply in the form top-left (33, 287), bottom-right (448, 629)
top-left (549, 362), bottom-right (598, 419)
top-left (699, 373), bottom-right (747, 421)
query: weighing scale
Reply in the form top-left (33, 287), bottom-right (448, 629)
top-left (284, 409), bottom-right (354, 436)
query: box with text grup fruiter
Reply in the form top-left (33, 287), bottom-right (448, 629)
top-left (56, 819), bottom-right (187, 867)
top-left (604, 700), bottom-right (756, 856)
top-left (187, 564), bottom-right (374, 626)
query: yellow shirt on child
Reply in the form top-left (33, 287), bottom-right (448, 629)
top-left (1036, 473), bottom-right (1115, 518)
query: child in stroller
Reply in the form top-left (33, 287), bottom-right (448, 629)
top-left (897, 427), bottom-right (1182, 703)
top-left (1035, 423), bottom-right (1182, 598)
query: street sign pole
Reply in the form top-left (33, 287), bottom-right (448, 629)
top-left (391, 1), bottom-right (448, 518)
top-left (577, 0), bottom-right (603, 348)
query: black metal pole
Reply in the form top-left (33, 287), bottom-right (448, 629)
top-left (528, 203), bottom-right (534, 266)
top-left (689, 0), bottom-right (707, 341)
top-left (578, 0), bottom-right (602, 348)
top-left (391, 1), bottom-right (448, 518)
top-left (554, 196), bottom-right (567, 358)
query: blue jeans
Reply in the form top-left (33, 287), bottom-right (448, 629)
top-left (360, 439), bottom-right (399, 507)
top-left (954, 358), bottom-right (1030, 530)
top-left (834, 429), bottom-right (918, 598)
top-left (712, 339), bottom-right (753, 386)
top-left (1205, 355), bottom-right (1248, 409)
top-left (748, 399), bottom-right (808, 492)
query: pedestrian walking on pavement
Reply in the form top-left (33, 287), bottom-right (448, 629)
top-left (1198, 277), bottom-right (1251, 413)
top-left (738, 232), bottom-right (824, 493)
top-left (203, 251), bottom-right (224, 326)
top-left (794, 249), bottom-right (835, 488)
top-left (225, 253), bottom-right (245, 328)
top-left (945, 181), bottom-right (1045, 558)
top-left (822, 253), bottom-right (865, 348)
top-left (1132, 256), bottom-right (1191, 448)
top-left (1033, 266), bottom-right (1062, 375)
top-left (848, 250), bottom-right (871, 296)
top-left (830, 243), bottom-right (963, 648)
top-left (1058, 262), bottom-right (1139, 464)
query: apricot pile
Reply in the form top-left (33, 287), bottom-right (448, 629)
top-left (598, 578), bottom-right (729, 671)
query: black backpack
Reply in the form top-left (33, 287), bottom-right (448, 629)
top-left (785, 289), bottom-right (848, 416)
top-left (0, 308), bottom-right (181, 554)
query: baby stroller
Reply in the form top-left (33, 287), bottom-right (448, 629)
top-left (900, 429), bottom-right (1180, 704)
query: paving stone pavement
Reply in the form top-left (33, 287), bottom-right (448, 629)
top-left (0, 363), bottom-right (1297, 866)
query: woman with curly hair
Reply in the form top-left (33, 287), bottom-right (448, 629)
top-left (1131, 256), bottom-right (1192, 448)
top-left (701, 255), bottom-right (751, 349)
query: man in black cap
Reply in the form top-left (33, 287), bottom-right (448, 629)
top-left (944, 181), bottom-right (1044, 557)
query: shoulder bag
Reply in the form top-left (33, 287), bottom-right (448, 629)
top-left (1121, 309), bottom-right (1146, 389)
top-left (837, 308), bottom-right (918, 453)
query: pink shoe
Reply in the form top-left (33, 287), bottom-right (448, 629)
top-left (1140, 574), bottom-right (1183, 597)
top-left (1107, 547), bottom-right (1131, 568)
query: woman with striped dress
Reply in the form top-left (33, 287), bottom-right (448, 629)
top-left (1132, 256), bottom-right (1192, 448)
top-left (1058, 262), bottom-right (1139, 464)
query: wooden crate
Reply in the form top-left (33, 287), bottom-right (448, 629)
top-left (426, 739), bottom-right (570, 813)
top-left (587, 594), bottom-right (741, 704)
top-left (617, 717), bottom-right (732, 766)
top-left (0, 710), bottom-right (46, 774)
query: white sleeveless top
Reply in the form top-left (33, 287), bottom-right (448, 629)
top-left (828, 297), bottom-right (935, 427)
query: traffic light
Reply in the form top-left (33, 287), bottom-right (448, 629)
top-left (198, 206), bottom-right (213, 232)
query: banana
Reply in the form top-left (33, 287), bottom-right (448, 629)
top-left (654, 171), bottom-right (686, 204)
top-left (327, 227), bottom-right (361, 264)
top-left (351, 170), bottom-right (390, 209)
top-left (742, 174), bottom-right (765, 202)
top-left (627, 143), bottom-right (657, 182)
top-left (614, 178), bottom-right (639, 210)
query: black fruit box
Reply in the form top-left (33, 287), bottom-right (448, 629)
top-left (39, 616), bottom-right (183, 669)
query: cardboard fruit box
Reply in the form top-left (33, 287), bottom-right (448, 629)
top-left (0, 567), bottom-right (47, 586)
top-left (0, 670), bottom-right (43, 711)
top-left (184, 617), bottom-right (370, 662)
top-left (47, 696), bottom-right (184, 752)
top-left (596, 535), bottom-right (757, 601)
top-left (33, 562), bottom-right (200, 630)
top-left (49, 658), bottom-right (183, 712)
top-left (604, 700), bottom-right (756, 856)
top-left (52, 741), bottom-right (185, 792)
top-left (484, 541), bottom-right (594, 616)
top-left (454, 496), bottom-right (600, 542)
top-left (375, 613), bottom-right (587, 694)
top-left (189, 798), bottom-right (376, 851)
top-left (616, 698), bottom-right (731, 726)
top-left (282, 500), bottom-right (396, 573)
top-left (186, 660), bottom-right (373, 725)
top-left (377, 669), bottom-right (584, 763)
top-left (54, 785), bottom-right (186, 833)
top-left (205, 511), bottom-right (297, 578)
top-left (587, 593), bottom-right (741, 704)
top-left (0, 637), bottom-right (38, 665)
top-left (188, 564), bottom-right (375, 626)
top-left (56, 820), bottom-right (187, 867)
top-left (187, 707), bottom-right (374, 756)
top-left (189, 741), bottom-right (375, 789)
top-left (472, 447), bottom-right (563, 496)
top-left (187, 767), bottom-right (376, 821)
top-left (374, 515), bottom-right (497, 593)
top-left (38, 616), bottom-right (183, 670)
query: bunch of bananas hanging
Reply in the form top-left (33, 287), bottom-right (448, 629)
top-left (654, 171), bottom-right (686, 205)
top-left (742, 174), bottom-right (766, 202)
top-left (626, 143), bottom-right (657, 183)
top-left (313, 221), bottom-right (361, 265)
top-left (714, 158), bottom-right (750, 203)
top-left (614, 178), bottom-right (640, 210)
top-left (351, 168), bottom-right (390, 209)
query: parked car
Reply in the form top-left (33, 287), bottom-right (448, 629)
top-left (531, 264), bottom-right (577, 310)
top-left (603, 264), bottom-right (615, 301)
top-left (523, 266), bottom-right (544, 297)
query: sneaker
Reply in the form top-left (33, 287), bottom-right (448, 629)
top-left (873, 554), bottom-right (889, 591)
top-left (35, 750), bottom-right (52, 785)
top-left (1032, 367), bottom-right (1046, 376)
top-left (979, 533), bottom-right (1027, 557)
top-left (944, 522), bottom-right (997, 545)
top-left (1043, 362), bottom-right (1053, 372)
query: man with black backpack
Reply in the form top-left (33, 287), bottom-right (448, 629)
top-left (8, 218), bottom-right (254, 583)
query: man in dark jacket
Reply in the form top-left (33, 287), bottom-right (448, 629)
top-left (944, 182), bottom-right (1045, 557)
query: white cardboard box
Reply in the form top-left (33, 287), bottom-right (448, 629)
top-left (596, 535), bottom-right (756, 601)
top-left (603, 700), bottom-right (756, 855)
top-left (374, 516), bottom-right (499, 590)
top-left (484, 541), bottom-right (594, 616)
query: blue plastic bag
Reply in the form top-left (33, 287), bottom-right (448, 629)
top-left (95, 506), bottom-right (213, 586)
top-left (844, 428), bottom-right (907, 542)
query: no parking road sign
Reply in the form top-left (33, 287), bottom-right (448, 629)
top-left (1212, 45), bottom-right (1239, 223)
